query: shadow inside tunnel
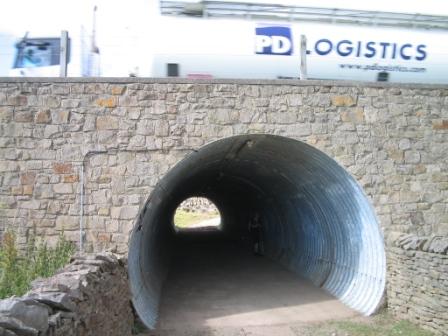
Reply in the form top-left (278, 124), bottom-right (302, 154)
top-left (155, 232), bottom-right (359, 333)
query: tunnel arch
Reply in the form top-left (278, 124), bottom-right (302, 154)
top-left (128, 134), bottom-right (386, 329)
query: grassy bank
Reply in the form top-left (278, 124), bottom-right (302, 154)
top-left (0, 231), bottom-right (75, 299)
top-left (173, 209), bottom-right (220, 229)
top-left (300, 312), bottom-right (433, 336)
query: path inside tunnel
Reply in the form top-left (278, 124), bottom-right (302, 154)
top-left (155, 234), bottom-right (359, 333)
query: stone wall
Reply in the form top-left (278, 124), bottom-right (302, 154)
top-left (0, 253), bottom-right (133, 336)
top-left (387, 235), bottom-right (448, 335)
top-left (0, 78), bottom-right (446, 253)
top-left (0, 78), bottom-right (447, 331)
top-left (178, 197), bottom-right (219, 213)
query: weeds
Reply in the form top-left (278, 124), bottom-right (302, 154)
top-left (0, 230), bottom-right (75, 299)
top-left (302, 312), bottom-right (434, 336)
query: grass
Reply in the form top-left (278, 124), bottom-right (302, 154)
top-left (173, 209), bottom-right (220, 229)
top-left (301, 312), bottom-right (434, 336)
top-left (0, 230), bottom-right (75, 299)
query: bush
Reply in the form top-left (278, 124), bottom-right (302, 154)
top-left (0, 231), bottom-right (75, 299)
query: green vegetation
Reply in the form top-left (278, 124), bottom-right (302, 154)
top-left (173, 209), bottom-right (220, 228)
top-left (0, 230), bottom-right (75, 299)
top-left (301, 312), bottom-right (433, 336)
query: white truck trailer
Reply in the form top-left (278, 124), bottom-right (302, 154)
top-left (3, 0), bottom-right (448, 83)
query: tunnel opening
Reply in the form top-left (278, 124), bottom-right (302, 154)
top-left (173, 197), bottom-right (222, 232)
top-left (128, 134), bottom-right (386, 329)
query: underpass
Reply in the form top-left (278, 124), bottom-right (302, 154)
top-left (129, 134), bottom-right (386, 329)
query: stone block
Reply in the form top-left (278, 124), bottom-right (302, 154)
top-left (51, 84), bottom-right (70, 95)
top-left (10, 186), bottom-right (23, 195)
top-left (340, 108), bottom-right (365, 123)
top-left (41, 96), bottom-right (61, 108)
top-left (43, 125), bottom-right (60, 138)
top-left (21, 200), bottom-right (42, 210)
top-left (96, 116), bottom-right (118, 130)
top-left (110, 85), bottom-right (126, 95)
top-left (95, 97), bottom-right (117, 108)
top-left (55, 216), bottom-right (78, 230)
top-left (61, 99), bottom-right (80, 108)
top-left (129, 135), bottom-right (145, 147)
top-left (432, 120), bottom-right (448, 130)
top-left (63, 175), bottom-right (79, 183)
top-left (23, 185), bottom-right (34, 196)
top-left (154, 120), bottom-right (169, 136)
top-left (52, 162), bottom-right (73, 174)
top-left (53, 184), bottom-right (73, 194)
top-left (0, 106), bottom-right (13, 122)
top-left (111, 206), bottom-right (139, 220)
top-left (51, 110), bottom-right (70, 124)
top-left (404, 151), bottom-right (421, 164)
top-left (97, 232), bottom-right (111, 243)
top-left (91, 189), bottom-right (110, 204)
top-left (98, 208), bottom-right (110, 216)
top-left (14, 110), bottom-right (33, 122)
top-left (20, 172), bottom-right (36, 185)
top-left (331, 95), bottom-right (356, 107)
top-left (8, 95), bottom-right (28, 106)
top-left (34, 110), bottom-right (51, 124)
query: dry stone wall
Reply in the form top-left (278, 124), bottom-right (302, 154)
top-left (0, 78), bottom-right (447, 331)
top-left (388, 234), bottom-right (448, 335)
top-left (0, 252), bottom-right (133, 336)
top-left (178, 197), bottom-right (219, 213)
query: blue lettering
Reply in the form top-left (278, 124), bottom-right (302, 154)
top-left (392, 43), bottom-right (397, 59)
top-left (379, 42), bottom-right (390, 58)
top-left (336, 40), bottom-right (353, 57)
top-left (364, 41), bottom-right (376, 58)
top-left (400, 44), bottom-right (412, 60)
top-left (416, 44), bottom-right (427, 61)
top-left (311, 39), bottom-right (427, 61)
top-left (356, 41), bottom-right (362, 57)
top-left (315, 39), bottom-right (333, 56)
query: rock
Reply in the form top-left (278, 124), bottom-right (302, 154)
top-left (401, 236), bottom-right (427, 251)
top-left (0, 326), bottom-right (19, 336)
top-left (0, 298), bottom-right (49, 334)
top-left (24, 292), bottom-right (76, 312)
top-left (0, 316), bottom-right (38, 336)
top-left (428, 237), bottom-right (448, 254)
top-left (47, 312), bottom-right (76, 328)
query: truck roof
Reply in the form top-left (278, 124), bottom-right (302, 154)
top-left (160, 0), bottom-right (448, 30)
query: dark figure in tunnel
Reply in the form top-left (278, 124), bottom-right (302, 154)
top-left (248, 212), bottom-right (263, 255)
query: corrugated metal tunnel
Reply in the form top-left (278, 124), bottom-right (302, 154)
top-left (128, 134), bottom-right (386, 329)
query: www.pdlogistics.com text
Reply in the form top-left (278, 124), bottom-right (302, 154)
top-left (339, 63), bottom-right (426, 73)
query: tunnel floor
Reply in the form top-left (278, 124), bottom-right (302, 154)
top-left (154, 236), bottom-right (360, 334)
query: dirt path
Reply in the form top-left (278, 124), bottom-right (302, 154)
top-left (144, 241), bottom-right (359, 336)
